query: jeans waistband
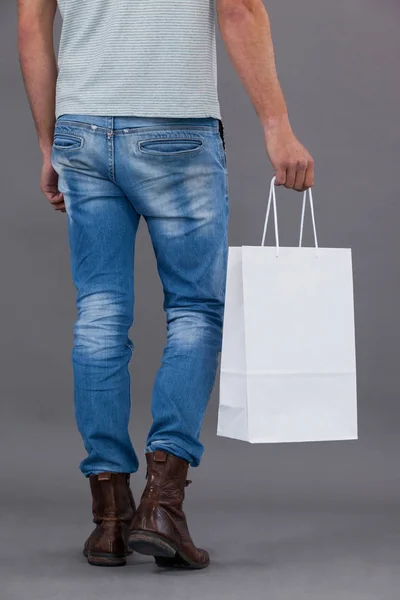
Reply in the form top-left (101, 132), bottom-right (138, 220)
top-left (56, 114), bottom-right (220, 131)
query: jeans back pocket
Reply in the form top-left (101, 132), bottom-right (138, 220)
top-left (138, 138), bottom-right (204, 157)
top-left (53, 132), bottom-right (84, 151)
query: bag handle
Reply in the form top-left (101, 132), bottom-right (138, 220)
top-left (261, 176), bottom-right (319, 257)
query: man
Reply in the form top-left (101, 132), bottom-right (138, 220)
top-left (18, 0), bottom-right (314, 570)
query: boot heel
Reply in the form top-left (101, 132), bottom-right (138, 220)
top-left (87, 551), bottom-right (126, 567)
top-left (129, 531), bottom-right (176, 558)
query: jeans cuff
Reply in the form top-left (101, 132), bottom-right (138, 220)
top-left (81, 465), bottom-right (139, 477)
top-left (145, 441), bottom-right (200, 467)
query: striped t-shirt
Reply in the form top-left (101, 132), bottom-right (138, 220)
top-left (55, 0), bottom-right (221, 120)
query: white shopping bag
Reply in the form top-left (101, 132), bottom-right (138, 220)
top-left (217, 177), bottom-right (357, 443)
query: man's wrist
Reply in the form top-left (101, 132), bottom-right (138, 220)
top-left (40, 142), bottom-right (53, 161)
top-left (261, 113), bottom-right (293, 137)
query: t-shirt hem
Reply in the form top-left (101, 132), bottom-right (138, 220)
top-left (55, 104), bottom-right (222, 121)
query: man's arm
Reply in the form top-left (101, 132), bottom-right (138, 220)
top-left (18, 0), bottom-right (64, 211)
top-left (217, 0), bottom-right (314, 191)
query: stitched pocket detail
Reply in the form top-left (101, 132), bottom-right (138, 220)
top-left (53, 132), bottom-right (84, 151)
top-left (138, 138), bottom-right (204, 157)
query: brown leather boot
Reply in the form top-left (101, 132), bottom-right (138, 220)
top-left (128, 450), bottom-right (210, 569)
top-left (83, 472), bottom-right (136, 566)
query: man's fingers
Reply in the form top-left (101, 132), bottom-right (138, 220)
top-left (274, 167), bottom-right (286, 186)
top-left (284, 164), bottom-right (297, 189)
top-left (43, 190), bottom-right (64, 205)
top-left (303, 161), bottom-right (315, 190)
top-left (52, 198), bottom-right (66, 210)
top-left (279, 159), bottom-right (314, 192)
top-left (293, 162), bottom-right (307, 191)
top-left (42, 190), bottom-right (66, 212)
top-left (53, 201), bottom-right (65, 210)
top-left (50, 192), bottom-right (64, 205)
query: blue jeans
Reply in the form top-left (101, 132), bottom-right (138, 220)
top-left (51, 114), bottom-right (229, 476)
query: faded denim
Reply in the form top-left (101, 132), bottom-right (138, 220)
top-left (51, 114), bottom-right (229, 476)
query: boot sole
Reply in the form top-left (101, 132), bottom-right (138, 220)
top-left (129, 530), bottom-right (209, 570)
top-left (82, 549), bottom-right (127, 567)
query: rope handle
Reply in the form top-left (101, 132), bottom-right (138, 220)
top-left (261, 176), bottom-right (319, 257)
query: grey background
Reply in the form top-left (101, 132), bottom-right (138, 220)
top-left (1, 0), bottom-right (400, 599)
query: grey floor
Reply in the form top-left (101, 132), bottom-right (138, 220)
top-left (2, 501), bottom-right (399, 600)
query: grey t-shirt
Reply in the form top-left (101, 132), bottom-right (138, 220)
top-left (55, 0), bottom-right (221, 120)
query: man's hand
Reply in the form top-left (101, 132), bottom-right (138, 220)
top-left (264, 117), bottom-right (314, 192)
top-left (41, 158), bottom-right (65, 212)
